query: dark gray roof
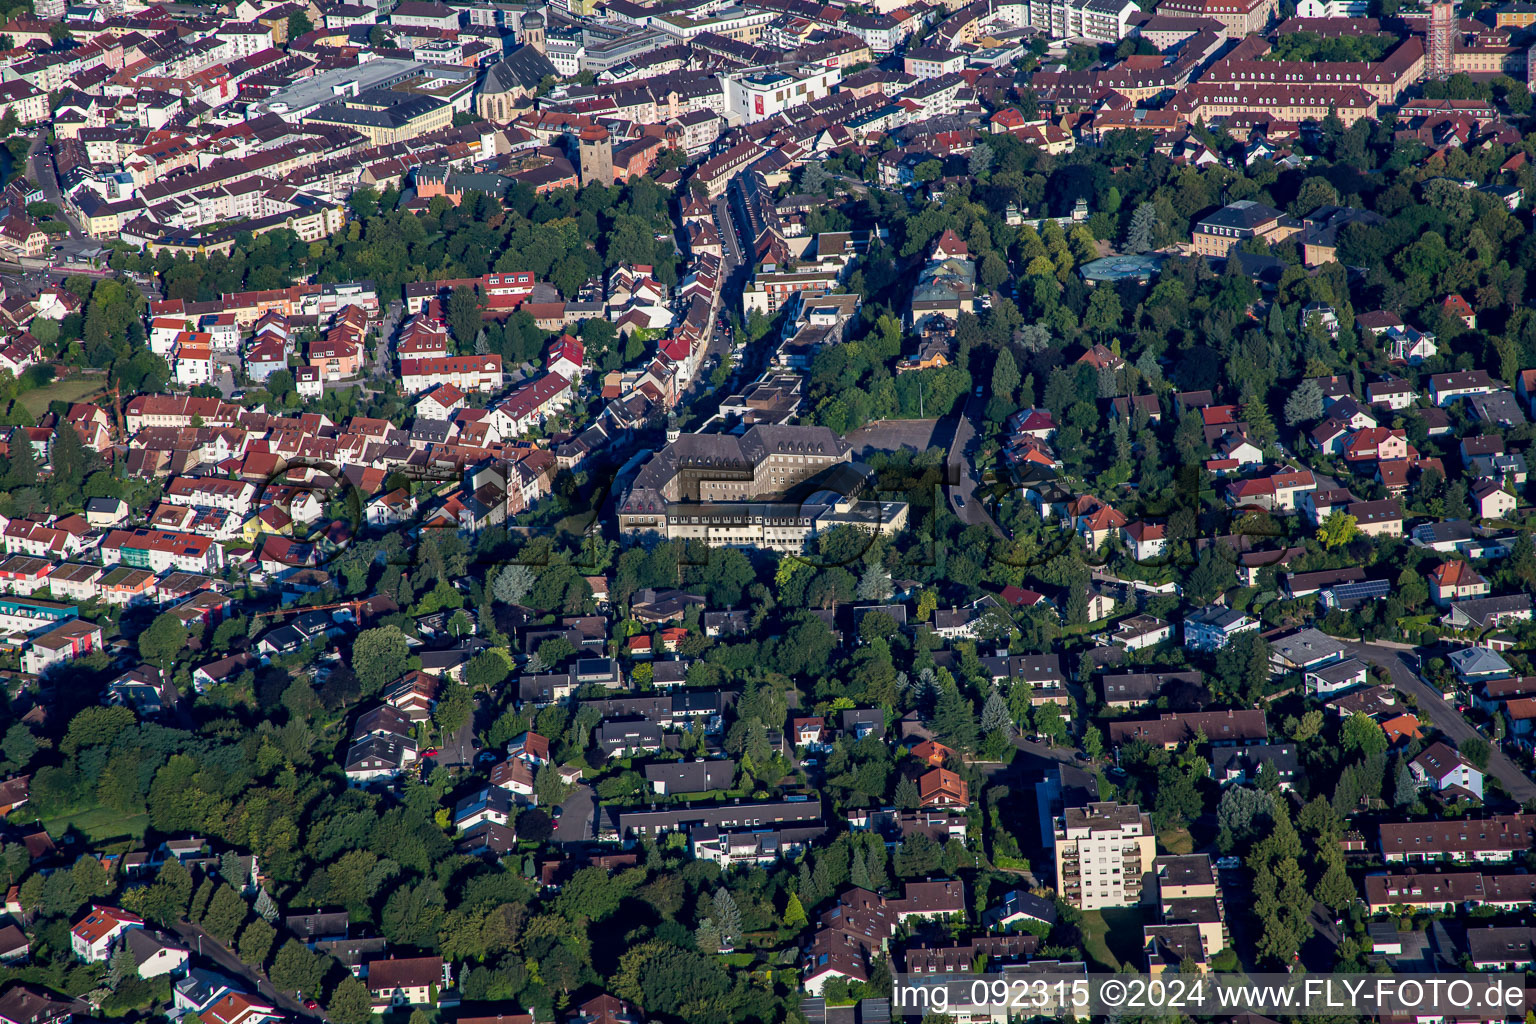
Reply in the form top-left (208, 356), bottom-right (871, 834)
top-left (1466, 927), bottom-right (1536, 964)
top-left (1200, 199), bottom-right (1284, 230)
top-left (642, 758), bottom-right (736, 793)
top-left (485, 44), bottom-right (558, 93)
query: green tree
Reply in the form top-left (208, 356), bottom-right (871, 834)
top-left (986, 349), bottom-right (1021, 422)
top-left (1125, 203), bottom-right (1158, 253)
top-left (1034, 701), bottom-right (1067, 745)
top-left (1317, 511), bottom-right (1358, 550)
top-left (1459, 737), bottom-right (1490, 770)
top-left (2, 724), bottom-right (36, 768)
top-left (537, 635), bottom-right (576, 668)
top-left (1340, 713), bottom-right (1387, 758)
top-left (493, 564), bottom-right (535, 604)
top-left (270, 939), bottom-right (326, 996)
top-left (1283, 379), bottom-right (1324, 426)
top-left (137, 612), bottom-right (189, 671)
top-left (1314, 857), bottom-right (1355, 912)
top-left (328, 977), bottom-right (374, 1024)
top-left (287, 11), bottom-right (312, 37)
top-left (928, 683), bottom-right (977, 752)
top-left (432, 682), bottom-right (473, 737)
top-left (1083, 287), bottom-right (1123, 337)
top-left (202, 885), bottom-right (248, 944)
top-left (351, 626), bottom-right (411, 694)
top-left (446, 286), bottom-right (485, 351)
top-left (783, 891), bottom-right (807, 929)
top-left (237, 918), bottom-right (276, 967)
top-left (464, 651), bottom-right (509, 691)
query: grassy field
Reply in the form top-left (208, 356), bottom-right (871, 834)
top-left (17, 377), bottom-right (104, 418)
top-left (1157, 827), bottom-right (1195, 854)
top-left (41, 806), bottom-right (149, 844)
top-left (1080, 906), bottom-right (1151, 970)
top-left (1079, 911), bottom-right (1118, 970)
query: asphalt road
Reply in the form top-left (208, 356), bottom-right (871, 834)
top-left (26, 138), bottom-right (75, 235)
top-left (1343, 639), bottom-right (1536, 804)
top-left (370, 299), bottom-right (404, 388)
top-left (168, 919), bottom-right (324, 1021)
top-left (711, 192), bottom-right (743, 277)
top-left (552, 780), bottom-right (597, 843)
top-left (437, 697), bottom-right (480, 769)
top-left (947, 392), bottom-right (1007, 538)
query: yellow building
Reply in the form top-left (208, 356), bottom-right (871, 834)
top-left (1495, 2), bottom-right (1536, 28)
top-left (304, 92), bottom-right (452, 146)
top-left (1191, 199), bottom-right (1301, 259)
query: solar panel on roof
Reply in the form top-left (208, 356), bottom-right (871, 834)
top-left (1329, 579), bottom-right (1392, 601)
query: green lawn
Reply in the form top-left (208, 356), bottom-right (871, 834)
top-left (1080, 906), bottom-right (1151, 970)
top-left (1079, 910), bottom-right (1118, 970)
top-left (17, 377), bottom-right (105, 418)
top-left (41, 806), bottom-right (149, 844)
top-left (1157, 827), bottom-right (1194, 854)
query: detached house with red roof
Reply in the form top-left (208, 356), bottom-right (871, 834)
top-left (1431, 561), bottom-right (1490, 607)
top-left (1443, 294), bottom-right (1476, 329)
top-left (203, 990), bottom-right (281, 1024)
top-left (910, 739), bottom-right (955, 767)
top-left (547, 334), bottom-right (584, 380)
top-left (1123, 521), bottom-right (1167, 561)
top-left (918, 767), bottom-right (968, 808)
top-left (71, 905), bottom-right (142, 962)
top-left (366, 955), bottom-right (444, 1010)
top-left (1071, 495), bottom-right (1127, 549)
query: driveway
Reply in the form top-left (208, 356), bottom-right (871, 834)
top-left (1343, 640), bottom-right (1536, 804)
top-left (946, 393), bottom-right (1007, 538)
top-left (437, 702), bottom-right (479, 769)
top-left (845, 417), bottom-right (940, 458)
top-left (551, 781), bottom-right (597, 844)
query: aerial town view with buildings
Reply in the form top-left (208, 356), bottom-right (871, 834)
top-left (0, 0), bottom-right (1531, 1020)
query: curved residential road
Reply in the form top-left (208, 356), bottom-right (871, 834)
top-left (167, 919), bottom-right (326, 1021)
top-left (1342, 639), bottom-right (1536, 804)
top-left (945, 393), bottom-right (1007, 539)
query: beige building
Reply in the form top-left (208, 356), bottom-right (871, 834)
top-left (304, 92), bottom-right (452, 146)
top-left (1147, 854), bottom-right (1229, 974)
top-left (617, 425), bottom-right (908, 552)
top-left (1152, 0), bottom-right (1274, 35)
top-left (1054, 801), bottom-right (1157, 910)
top-left (1153, 854), bottom-right (1219, 900)
top-left (1191, 199), bottom-right (1300, 259)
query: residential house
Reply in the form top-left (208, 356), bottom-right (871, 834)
top-left (1410, 741), bottom-right (1485, 800)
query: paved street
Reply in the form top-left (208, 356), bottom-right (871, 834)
top-left (26, 137), bottom-right (77, 236)
top-left (1344, 640), bottom-right (1536, 803)
top-left (947, 393), bottom-right (1007, 538)
top-left (552, 781), bottom-right (597, 843)
top-left (367, 299), bottom-right (403, 389)
top-left (435, 691), bottom-right (486, 769)
top-left (168, 919), bottom-right (324, 1021)
top-left (711, 193), bottom-right (743, 278)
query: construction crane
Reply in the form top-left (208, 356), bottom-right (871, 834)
top-left (252, 596), bottom-right (377, 622)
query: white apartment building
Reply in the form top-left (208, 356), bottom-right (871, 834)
top-left (1054, 801), bottom-right (1157, 909)
top-left (1026, 0), bottom-right (1142, 41)
top-left (546, 36), bottom-right (585, 75)
top-left (724, 64), bottom-right (840, 123)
